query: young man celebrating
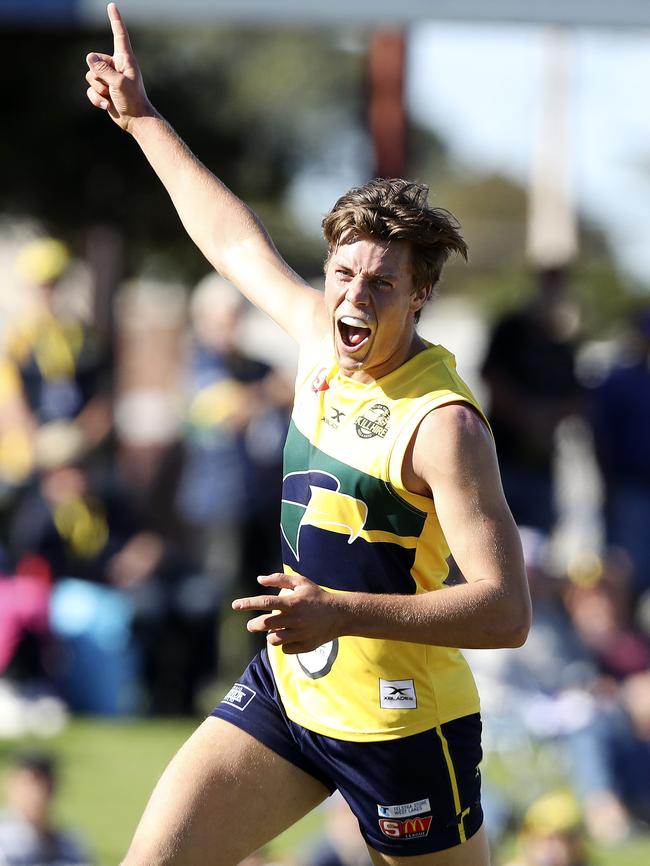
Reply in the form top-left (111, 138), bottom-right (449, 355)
top-left (85, 6), bottom-right (530, 866)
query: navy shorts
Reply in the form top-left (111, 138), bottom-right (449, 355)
top-left (211, 650), bottom-right (483, 856)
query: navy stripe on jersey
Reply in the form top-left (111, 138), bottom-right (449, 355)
top-left (281, 525), bottom-right (417, 594)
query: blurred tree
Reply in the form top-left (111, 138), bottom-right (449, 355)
top-left (406, 162), bottom-right (633, 335)
top-left (0, 24), bottom-right (374, 280)
top-left (0, 23), bottom-right (633, 334)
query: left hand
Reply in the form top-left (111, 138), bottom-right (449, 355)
top-left (232, 573), bottom-right (341, 654)
top-left (85, 3), bottom-right (154, 132)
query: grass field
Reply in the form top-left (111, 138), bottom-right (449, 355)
top-left (0, 717), bottom-right (324, 866)
top-left (1, 718), bottom-right (649, 865)
top-left (0, 719), bottom-right (196, 865)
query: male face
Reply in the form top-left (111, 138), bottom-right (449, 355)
top-left (324, 235), bottom-right (428, 383)
top-left (6, 767), bottom-right (53, 829)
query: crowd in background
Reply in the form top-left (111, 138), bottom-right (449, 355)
top-left (475, 264), bottom-right (650, 848)
top-left (1, 236), bottom-right (650, 864)
top-left (0, 237), bottom-right (292, 719)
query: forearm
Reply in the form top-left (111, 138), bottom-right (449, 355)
top-left (128, 112), bottom-right (272, 281)
top-left (86, 7), bottom-right (320, 340)
top-left (235, 568), bottom-right (530, 655)
top-left (330, 580), bottom-right (530, 650)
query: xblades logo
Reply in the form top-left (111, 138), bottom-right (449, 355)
top-left (281, 470), bottom-right (368, 562)
top-left (321, 407), bottom-right (345, 430)
top-left (379, 678), bottom-right (417, 710)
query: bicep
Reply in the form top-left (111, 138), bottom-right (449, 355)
top-left (415, 405), bottom-right (526, 591)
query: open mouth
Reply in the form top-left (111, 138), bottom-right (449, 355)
top-left (338, 316), bottom-right (372, 350)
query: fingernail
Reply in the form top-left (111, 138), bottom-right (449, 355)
top-left (100, 100), bottom-right (109, 109)
top-left (89, 53), bottom-right (99, 64)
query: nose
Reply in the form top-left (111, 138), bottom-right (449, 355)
top-left (345, 275), bottom-right (370, 305)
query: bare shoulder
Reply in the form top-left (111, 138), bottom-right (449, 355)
top-left (414, 402), bottom-right (496, 480)
top-left (402, 402), bottom-right (496, 498)
top-left (419, 401), bottom-right (489, 440)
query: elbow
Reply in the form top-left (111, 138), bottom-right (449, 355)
top-left (480, 585), bottom-right (531, 649)
top-left (472, 604), bottom-right (531, 650)
top-left (500, 597), bottom-right (532, 648)
top-left (504, 621), bottom-right (530, 648)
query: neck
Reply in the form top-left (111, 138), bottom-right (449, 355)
top-left (340, 332), bottom-right (427, 384)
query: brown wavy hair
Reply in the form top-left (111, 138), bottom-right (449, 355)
top-left (322, 179), bottom-right (467, 320)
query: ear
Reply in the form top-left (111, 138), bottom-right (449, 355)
top-left (409, 285), bottom-right (431, 315)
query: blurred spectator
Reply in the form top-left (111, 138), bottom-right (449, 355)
top-left (563, 553), bottom-right (650, 683)
top-left (0, 569), bottom-right (51, 687)
top-left (175, 274), bottom-right (289, 576)
top-left (8, 454), bottom-right (156, 590)
top-left (9, 441), bottom-right (224, 716)
top-left (590, 307), bottom-right (650, 597)
top-left (111, 388), bottom-right (223, 715)
top-left (481, 268), bottom-right (583, 532)
top-left (6, 451), bottom-right (158, 714)
top-left (0, 357), bottom-right (34, 498)
top-left (504, 790), bottom-right (591, 866)
top-left (559, 551), bottom-right (650, 840)
top-left (0, 238), bottom-right (111, 493)
top-left (465, 529), bottom-right (632, 847)
top-left (173, 274), bottom-right (291, 670)
top-left (174, 273), bottom-right (248, 583)
top-left (0, 564), bottom-right (68, 740)
top-left (2, 258), bottom-right (293, 712)
top-left (465, 528), bottom-right (595, 718)
top-left (0, 750), bottom-right (91, 865)
top-left (610, 671), bottom-right (650, 825)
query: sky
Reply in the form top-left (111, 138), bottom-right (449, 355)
top-left (407, 22), bottom-right (650, 287)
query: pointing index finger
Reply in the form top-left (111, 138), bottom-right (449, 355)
top-left (232, 594), bottom-right (288, 612)
top-left (108, 2), bottom-right (133, 58)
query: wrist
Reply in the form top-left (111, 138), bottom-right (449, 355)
top-left (126, 104), bottom-right (161, 137)
top-left (328, 589), bottom-right (355, 638)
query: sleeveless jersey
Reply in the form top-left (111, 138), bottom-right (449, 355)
top-left (267, 341), bottom-right (486, 741)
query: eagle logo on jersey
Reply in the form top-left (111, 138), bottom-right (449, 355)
top-left (281, 470), bottom-right (368, 562)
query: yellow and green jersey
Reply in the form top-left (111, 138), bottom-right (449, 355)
top-left (267, 340), bottom-right (486, 741)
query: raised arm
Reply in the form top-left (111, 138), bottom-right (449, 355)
top-left (85, 3), bottom-right (325, 343)
top-left (233, 403), bottom-right (531, 652)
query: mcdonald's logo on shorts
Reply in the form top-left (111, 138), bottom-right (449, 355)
top-left (378, 815), bottom-right (433, 839)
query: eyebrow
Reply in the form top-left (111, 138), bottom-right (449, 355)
top-left (333, 260), bottom-right (398, 281)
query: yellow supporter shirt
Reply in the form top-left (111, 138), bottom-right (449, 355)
top-left (267, 340), bottom-right (486, 741)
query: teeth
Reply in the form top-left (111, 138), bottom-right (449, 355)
top-left (340, 316), bottom-right (370, 328)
